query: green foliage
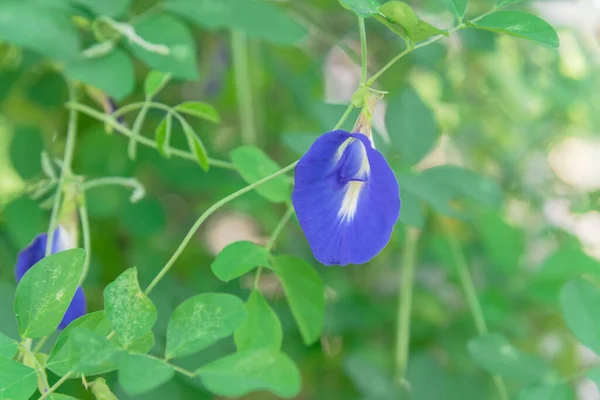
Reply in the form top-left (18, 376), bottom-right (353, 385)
top-left (386, 86), bottom-right (439, 165)
top-left (235, 289), bottom-right (283, 351)
top-left (104, 268), bottom-right (157, 349)
top-left (175, 102), bottom-right (220, 124)
top-left (68, 328), bottom-right (125, 375)
top-left (155, 114), bottom-right (172, 158)
top-left (0, 0), bottom-right (80, 61)
top-left (196, 348), bottom-right (301, 398)
top-left (517, 383), bottom-right (574, 400)
top-left (164, 0), bottom-right (307, 45)
top-left (272, 255), bottom-right (325, 345)
top-left (118, 355), bottom-right (174, 395)
top-left (560, 278), bottom-right (600, 354)
top-left (144, 70), bottom-right (171, 99)
top-left (165, 293), bottom-right (246, 359)
top-left (182, 122), bottom-right (210, 171)
top-left (129, 14), bottom-right (198, 80)
top-left (476, 212), bottom-right (524, 272)
top-left (441, 0), bottom-right (468, 18)
top-left (47, 311), bottom-right (153, 377)
top-left (468, 333), bottom-right (554, 382)
top-left (0, 357), bottom-right (37, 400)
top-left (15, 249), bottom-right (86, 338)
top-left (469, 11), bottom-right (559, 48)
top-left (0, 332), bottom-right (17, 359)
top-left (211, 241), bottom-right (270, 282)
top-left (230, 146), bottom-right (291, 203)
top-left (72, 0), bottom-right (130, 17)
top-left (65, 50), bottom-right (135, 101)
top-left (338, 0), bottom-right (381, 17)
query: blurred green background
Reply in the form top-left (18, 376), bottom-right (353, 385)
top-left (1, 0), bottom-right (599, 399)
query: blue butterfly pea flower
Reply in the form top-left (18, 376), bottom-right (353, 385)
top-left (292, 130), bottom-right (401, 266)
top-left (15, 227), bottom-right (87, 330)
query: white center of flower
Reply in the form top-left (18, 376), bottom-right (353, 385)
top-left (335, 138), bottom-right (370, 223)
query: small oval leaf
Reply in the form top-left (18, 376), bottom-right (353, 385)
top-left (165, 293), bottom-right (246, 359)
top-left (211, 241), bottom-right (269, 282)
top-left (175, 101), bottom-right (220, 123)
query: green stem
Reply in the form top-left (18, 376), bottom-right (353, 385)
top-left (333, 104), bottom-right (355, 130)
top-left (255, 205), bottom-right (296, 288)
top-left (67, 102), bottom-right (236, 170)
top-left (231, 30), bottom-right (257, 145)
top-left (144, 161), bottom-right (299, 295)
top-left (32, 336), bottom-right (48, 353)
top-left (112, 101), bottom-right (170, 119)
top-left (38, 372), bottom-right (71, 400)
top-left (358, 16), bottom-right (368, 84)
top-left (128, 101), bottom-right (151, 160)
top-left (441, 219), bottom-right (509, 400)
top-left (78, 198), bottom-right (91, 285)
top-left (46, 82), bottom-right (78, 255)
top-left (169, 362), bottom-right (196, 378)
top-left (395, 228), bottom-right (420, 384)
top-left (266, 206), bottom-right (295, 252)
top-left (81, 176), bottom-right (144, 196)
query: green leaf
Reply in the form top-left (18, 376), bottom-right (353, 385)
top-left (68, 328), bottom-right (125, 375)
top-left (129, 14), bottom-right (198, 80)
top-left (535, 248), bottom-right (600, 282)
top-left (378, 1), bottom-right (418, 31)
top-left (164, 0), bottom-right (307, 45)
top-left (230, 146), bottom-right (290, 203)
top-left (517, 383), bottom-right (574, 400)
top-left (0, 1), bottom-right (80, 61)
top-left (235, 290), bottom-right (283, 351)
top-left (560, 278), bottom-right (600, 354)
top-left (211, 241), bottom-right (270, 282)
top-left (165, 293), bottom-right (246, 359)
top-left (197, 348), bottom-right (301, 399)
top-left (0, 331), bottom-right (17, 359)
top-left (155, 114), bottom-right (172, 158)
top-left (48, 311), bottom-right (153, 377)
top-left (344, 353), bottom-right (403, 399)
top-left (175, 101), bottom-right (220, 123)
top-left (397, 189), bottom-right (425, 228)
top-left (182, 122), bottom-right (210, 171)
top-left (15, 248), bottom-right (86, 338)
top-left (496, 0), bottom-right (523, 7)
top-left (587, 367), bottom-right (600, 390)
top-left (469, 11), bottom-right (559, 48)
top-left (0, 357), bottom-right (37, 400)
top-left (408, 20), bottom-right (448, 43)
top-left (468, 333), bottom-right (554, 382)
top-left (72, 0), bottom-right (130, 17)
top-left (419, 165), bottom-right (503, 208)
top-left (395, 172), bottom-right (461, 218)
top-left (475, 212), bottom-right (524, 272)
top-left (386, 86), bottom-right (440, 165)
top-left (338, 0), bottom-right (380, 17)
top-left (118, 355), bottom-right (174, 395)
top-left (104, 267), bottom-right (157, 349)
top-left (65, 49), bottom-right (135, 101)
top-left (272, 255), bottom-right (325, 345)
top-left (144, 70), bottom-right (171, 99)
top-left (49, 394), bottom-right (80, 400)
top-left (441, 0), bottom-right (467, 18)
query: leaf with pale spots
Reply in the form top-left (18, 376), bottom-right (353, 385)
top-left (104, 267), bottom-right (157, 349)
top-left (197, 348), bottom-right (301, 398)
top-left (47, 311), bottom-right (154, 378)
top-left (165, 293), bottom-right (246, 359)
top-left (68, 327), bottom-right (126, 375)
top-left (15, 248), bottom-right (86, 338)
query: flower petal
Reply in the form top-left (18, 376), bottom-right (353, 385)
top-left (15, 227), bottom-right (71, 281)
top-left (292, 130), bottom-right (401, 266)
top-left (58, 287), bottom-right (87, 330)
